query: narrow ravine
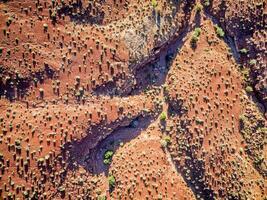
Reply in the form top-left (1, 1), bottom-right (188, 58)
top-left (83, 116), bottom-right (155, 175)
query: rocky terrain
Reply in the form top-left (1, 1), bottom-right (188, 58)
top-left (0, 0), bottom-right (266, 199)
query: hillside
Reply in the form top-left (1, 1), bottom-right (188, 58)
top-left (0, 0), bottom-right (266, 199)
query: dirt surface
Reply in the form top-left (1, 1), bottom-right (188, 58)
top-left (0, 0), bottom-right (266, 199)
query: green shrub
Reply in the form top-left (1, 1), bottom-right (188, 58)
top-left (240, 48), bottom-right (249, 54)
top-left (191, 28), bottom-right (201, 45)
top-left (163, 135), bottom-right (171, 144)
top-left (108, 175), bottom-right (116, 190)
top-left (96, 190), bottom-right (102, 195)
top-left (103, 159), bottom-right (110, 165)
top-left (160, 112), bottom-right (167, 121)
top-left (239, 115), bottom-right (247, 125)
top-left (195, 3), bottom-right (203, 12)
top-left (240, 67), bottom-right (249, 81)
top-left (204, 0), bottom-right (210, 7)
top-left (245, 86), bottom-right (253, 93)
top-left (103, 150), bottom-right (113, 165)
top-left (249, 59), bottom-right (256, 65)
top-left (194, 28), bottom-right (201, 36)
top-left (260, 127), bottom-right (267, 133)
top-left (161, 135), bottom-right (171, 148)
top-left (214, 25), bottom-right (225, 38)
top-left (97, 195), bottom-right (107, 200)
top-left (151, 0), bottom-right (157, 8)
top-left (160, 139), bottom-right (167, 148)
top-left (104, 150), bottom-right (113, 159)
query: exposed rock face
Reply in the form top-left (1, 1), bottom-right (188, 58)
top-left (121, 0), bottom-right (194, 66)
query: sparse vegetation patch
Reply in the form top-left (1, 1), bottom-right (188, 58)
top-left (191, 28), bottom-right (201, 46)
top-left (214, 25), bottom-right (225, 38)
top-left (103, 150), bottom-right (114, 165)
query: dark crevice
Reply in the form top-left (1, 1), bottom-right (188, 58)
top-left (92, 25), bottom-right (192, 97)
top-left (83, 116), bottom-right (155, 175)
